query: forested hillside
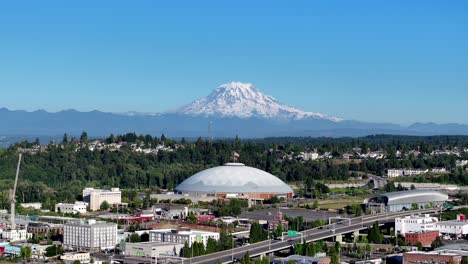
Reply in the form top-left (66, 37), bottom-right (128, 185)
top-left (0, 134), bottom-right (467, 210)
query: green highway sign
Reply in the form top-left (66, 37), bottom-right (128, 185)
top-left (287, 230), bottom-right (297, 236)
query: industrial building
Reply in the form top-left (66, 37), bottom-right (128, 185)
top-left (175, 163), bottom-right (293, 200)
top-left (55, 202), bottom-right (88, 214)
top-left (123, 242), bottom-right (183, 259)
top-left (405, 231), bottom-right (440, 247)
top-left (395, 214), bottom-right (438, 235)
top-left (364, 190), bottom-right (448, 213)
top-left (404, 251), bottom-right (462, 264)
top-left (149, 228), bottom-right (219, 246)
top-left (435, 215), bottom-right (468, 238)
top-left (63, 219), bottom-right (117, 251)
top-left (83, 187), bottom-right (122, 211)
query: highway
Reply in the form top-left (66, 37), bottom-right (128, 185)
top-left (182, 209), bottom-right (439, 264)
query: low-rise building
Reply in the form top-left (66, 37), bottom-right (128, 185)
top-left (64, 220), bottom-right (117, 251)
top-left (395, 214), bottom-right (438, 235)
top-left (20, 203), bottom-right (42, 210)
top-left (149, 228), bottom-right (219, 246)
top-left (273, 255), bottom-right (330, 264)
top-left (456, 160), bottom-right (468, 167)
top-left (61, 252), bottom-right (91, 264)
top-left (55, 202), bottom-right (87, 214)
top-left (404, 231), bottom-right (440, 247)
top-left (124, 242), bottom-right (183, 259)
top-left (27, 222), bottom-right (64, 236)
top-left (435, 218), bottom-right (468, 238)
top-left (387, 169), bottom-right (404, 178)
top-left (1, 229), bottom-right (29, 242)
top-left (403, 251), bottom-right (462, 264)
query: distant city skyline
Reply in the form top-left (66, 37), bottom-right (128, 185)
top-left (0, 1), bottom-right (467, 125)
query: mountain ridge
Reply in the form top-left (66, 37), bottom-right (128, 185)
top-left (1, 82), bottom-right (468, 138)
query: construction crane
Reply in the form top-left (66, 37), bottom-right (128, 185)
top-left (9, 153), bottom-right (22, 230)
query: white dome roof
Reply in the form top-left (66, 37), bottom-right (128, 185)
top-left (175, 163), bottom-right (293, 194)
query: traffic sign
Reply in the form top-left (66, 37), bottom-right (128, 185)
top-left (287, 230), bottom-right (297, 236)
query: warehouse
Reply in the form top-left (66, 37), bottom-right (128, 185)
top-left (364, 190), bottom-right (448, 213)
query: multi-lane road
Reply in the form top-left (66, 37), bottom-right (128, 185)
top-left (183, 209), bottom-right (439, 264)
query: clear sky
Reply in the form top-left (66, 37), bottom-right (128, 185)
top-left (0, 1), bottom-right (467, 124)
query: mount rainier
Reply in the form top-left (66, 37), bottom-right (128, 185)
top-left (174, 82), bottom-right (342, 122)
top-left (1, 81), bottom-right (468, 139)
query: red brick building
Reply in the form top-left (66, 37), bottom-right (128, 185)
top-left (405, 231), bottom-right (440, 247)
top-left (404, 251), bottom-right (462, 264)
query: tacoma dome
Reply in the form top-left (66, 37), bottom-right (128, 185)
top-left (175, 163), bottom-right (294, 200)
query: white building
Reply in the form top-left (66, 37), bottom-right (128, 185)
top-left (435, 215), bottom-right (468, 238)
top-left (20, 203), bottom-right (42, 210)
top-left (124, 242), bottom-right (183, 259)
top-left (149, 229), bottom-right (219, 246)
top-left (64, 220), bottom-right (117, 251)
top-left (456, 160), bottom-right (468, 167)
top-left (298, 152), bottom-right (319, 161)
top-left (1, 229), bottom-right (29, 242)
top-left (387, 169), bottom-right (404, 178)
top-left (83, 187), bottom-right (122, 211)
top-left (404, 169), bottom-right (429, 176)
top-left (395, 214), bottom-right (438, 235)
top-left (55, 202), bottom-right (87, 214)
top-left (61, 252), bottom-right (91, 264)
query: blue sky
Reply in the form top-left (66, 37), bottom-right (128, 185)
top-left (0, 1), bottom-right (466, 124)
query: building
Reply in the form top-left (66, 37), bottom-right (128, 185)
top-left (387, 169), bottom-right (404, 178)
top-left (61, 252), bottom-right (91, 264)
top-left (403, 251), bottom-right (462, 264)
top-left (456, 160), bottom-right (468, 167)
top-left (55, 202), bottom-right (87, 214)
top-left (268, 211), bottom-right (289, 232)
top-left (20, 203), bottom-right (42, 210)
top-left (395, 214), bottom-right (439, 235)
top-left (405, 231), bottom-right (439, 247)
top-left (273, 255), bottom-right (330, 264)
top-left (124, 242), bottom-right (183, 259)
top-left (175, 163), bottom-right (293, 200)
top-left (298, 152), bottom-right (319, 161)
top-left (364, 190), bottom-right (448, 213)
top-left (27, 222), bottom-right (64, 236)
top-left (1, 229), bottom-right (28, 242)
top-left (63, 220), bottom-right (117, 251)
top-left (83, 187), bottom-right (122, 211)
top-left (149, 228), bottom-right (219, 246)
top-left (435, 216), bottom-right (468, 238)
top-left (404, 169), bottom-right (429, 176)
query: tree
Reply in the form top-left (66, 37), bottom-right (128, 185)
top-left (20, 246), bottom-right (32, 259)
top-left (187, 212), bottom-right (198, 223)
top-left (411, 203), bottom-right (419, 210)
top-left (100, 200), bottom-right (110, 211)
top-left (312, 200), bottom-right (319, 209)
top-left (249, 223), bottom-right (267, 243)
top-left (411, 184), bottom-right (416, 190)
top-left (80, 131), bottom-right (88, 145)
top-left (73, 261), bottom-right (81, 264)
top-left (62, 133), bottom-right (68, 144)
top-left (416, 241), bottom-right (423, 251)
top-left (431, 236), bottom-right (444, 249)
top-left (129, 233), bottom-right (141, 243)
top-left (368, 221), bottom-right (383, 244)
top-left (206, 237), bottom-right (218, 254)
top-left (241, 251), bottom-right (251, 264)
top-left (45, 245), bottom-right (64, 257)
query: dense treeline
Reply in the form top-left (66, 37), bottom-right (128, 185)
top-left (0, 133), bottom-right (467, 210)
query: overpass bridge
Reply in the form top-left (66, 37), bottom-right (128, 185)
top-left (183, 208), bottom-right (439, 264)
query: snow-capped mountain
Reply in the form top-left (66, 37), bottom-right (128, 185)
top-left (174, 82), bottom-right (343, 122)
